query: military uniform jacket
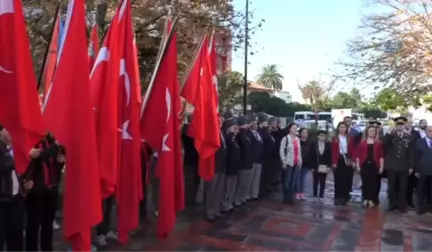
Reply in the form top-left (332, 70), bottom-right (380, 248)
top-left (383, 132), bottom-right (413, 172)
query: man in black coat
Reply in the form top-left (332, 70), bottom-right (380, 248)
top-left (248, 114), bottom-right (264, 200)
top-left (413, 126), bottom-right (432, 215)
top-left (234, 116), bottom-right (253, 206)
top-left (182, 116), bottom-right (200, 206)
top-left (406, 117), bottom-right (421, 208)
top-left (0, 125), bottom-right (26, 251)
top-left (259, 117), bottom-right (279, 196)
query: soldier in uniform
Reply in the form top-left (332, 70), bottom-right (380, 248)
top-left (383, 116), bottom-right (414, 212)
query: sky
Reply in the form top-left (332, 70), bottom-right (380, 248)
top-left (232, 0), bottom-right (364, 102)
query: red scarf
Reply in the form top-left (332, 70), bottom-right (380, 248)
top-left (38, 141), bottom-right (56, 187)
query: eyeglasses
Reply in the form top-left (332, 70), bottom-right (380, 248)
top-left (396, 122), bottom-right (405, 125)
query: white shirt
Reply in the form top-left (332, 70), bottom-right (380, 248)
top-left (419, 129), bottom-right (426, 138)
top-left (7, 146), bottom-right (19, 196)
top-left (251, 130), bottom-right (262, 141)
top-left (318, 141), bottom-right (325, 155)
top-left (338, 135), bottom-right (348, 154)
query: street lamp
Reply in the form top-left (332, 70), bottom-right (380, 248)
top-left (243, 0), bottom-right (249, 115)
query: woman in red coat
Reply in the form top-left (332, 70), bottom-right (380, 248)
top-left (331, 122), bottom-right (355, 206)
top-left (355, 125), bottom-right (384, 208)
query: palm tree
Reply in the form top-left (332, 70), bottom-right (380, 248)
top-left (255, 64), bottom-right (284, 91)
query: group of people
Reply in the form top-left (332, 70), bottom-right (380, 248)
top-left (185, 113), bottom-right (432, 223)
top-left (1, 112), bottom-right (432, 251)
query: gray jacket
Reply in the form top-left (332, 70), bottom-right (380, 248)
top-left (279, 135), bottom-right (302, 167)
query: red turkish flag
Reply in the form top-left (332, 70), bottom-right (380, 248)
top-left (140, 18), bottom-right (184, 238)
top-left (115, 0), bottom-right (142, 243)
top-left (41, 9), bottom-right (61, 98)
top-left (89, 3), bottom-right (123, 198)
top-left (42, 0), bottom-right (101, 250)
top-left (88, 23), bottom-right (100, 70)
top-left (0, 0), bottom-right (45, 174)
top-left (181, 36), bottom-right (220, 181)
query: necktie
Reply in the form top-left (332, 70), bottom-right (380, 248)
top-left (254, 131), bottom-right (260, 141)
top-left (429, 139), bottom-right (432, 150)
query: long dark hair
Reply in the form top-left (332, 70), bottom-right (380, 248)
top-left (334, 122), bottom-right (349, 142)
top-left (286, 123), bottom-right (298, 135)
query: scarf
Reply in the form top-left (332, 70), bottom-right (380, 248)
top-left (38, 141), bottom-right (56, 187)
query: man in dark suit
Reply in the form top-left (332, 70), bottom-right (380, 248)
top-left (413, 126), bottom-right (432, 214)
top-left (406, 117), bottom-right (421, 208)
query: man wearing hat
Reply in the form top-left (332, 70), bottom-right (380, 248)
top-left (234, 116), bottom-right (254, 206)
top-left (203, 119), bottom-right (228, 221)
top-left (259, 117), bottom-right (279, 195)
top-left (222, 118), bottom-right (240, 213)
top-left (383, 116), bottom-right (414, 212)
top-left (247, 114), bottom-right (264, 200)
top-left (182, 115), bottom-right (200, 206)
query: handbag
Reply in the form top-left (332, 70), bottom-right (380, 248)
top-left (317, 164), bottom-right (328, 173)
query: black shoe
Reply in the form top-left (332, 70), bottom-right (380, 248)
top-left (205, 217), bottom-right (215, 222)
top-left (417, 209), bottom-right (426, 215)
top-left (399, 207), bottom-right (408, 213)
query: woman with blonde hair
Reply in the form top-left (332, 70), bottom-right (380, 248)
top-left (355, 125), bottom-right (384, 208)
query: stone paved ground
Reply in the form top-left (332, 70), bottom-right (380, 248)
top-left (53, 172), bottom-right (432, 251)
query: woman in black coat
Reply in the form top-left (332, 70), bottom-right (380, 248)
top-left (308, 130), bottom-right (332, 203)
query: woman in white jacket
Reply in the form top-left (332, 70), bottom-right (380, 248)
top-left (279, 123), bottom-right (302, 205)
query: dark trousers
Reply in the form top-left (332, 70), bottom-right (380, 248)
top-left (0, 196), bottom-right (24, 251)
top-left (25, 190), bottom-right (58, 251)
top-left (139, 162), bottom-right (147, 217)
top-left (406, 173), bottom-right (417, 206)
top-left (387, 170), bottom-right (408, 209)
top-left (417, 175), bottom-right (432, 212)
top-left (360, 162), bottom-right (378, 202)
top-left (96, 196), bottom-right (114, 235)
top-left (333, 157), bottom-right (353, 202)
top-left (184, 165), bottom-right (199, 206)
top-left (313, 171), bottom-right (326, 198)
top-left (376, 173), bottom-right (383, 202)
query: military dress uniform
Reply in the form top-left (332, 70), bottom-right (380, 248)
top-left (383, 117), bottom-right (414, 211)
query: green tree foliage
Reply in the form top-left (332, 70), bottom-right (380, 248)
top-left (374, 88), bottom-right (408, 113)
top-left (357, 103), bottom-right (387, 119)
top-left (298, 80), bottom-right (333, 113)
top-left (217, 71), bottom-right (243, 112)
top-left (23, 0), bottom-right (264, 93)
top-left (247, 91), bottom-right (311, 117)
top-left (331, 88), bottom-right (362, 109)
top-left (255, 64), bottom-right (283, 91)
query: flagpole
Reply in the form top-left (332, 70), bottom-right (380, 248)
top-left (37, 3), bottom-right (61, 91)
top-left (140, 14), bottom-right (181, 118)
top-left (242, 0), bottom-right (249, 115)
top-left (180, 34), bottom-right (206, 92)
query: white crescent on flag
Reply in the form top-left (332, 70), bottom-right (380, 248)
top-left (118, 0), bottom-right (127, 22)
top-left (0, 65), bottom-right (12, 74)
top-left (90, 47), bottom-right (109, 78)
top-left (165, 87), bottom-right (171, 123)
top-left (162, 88), bottom-right (172, 152)
top-left (0, 0), bottom-right (14, 16)
top-left (119, 59), bottom-right (131, 106)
